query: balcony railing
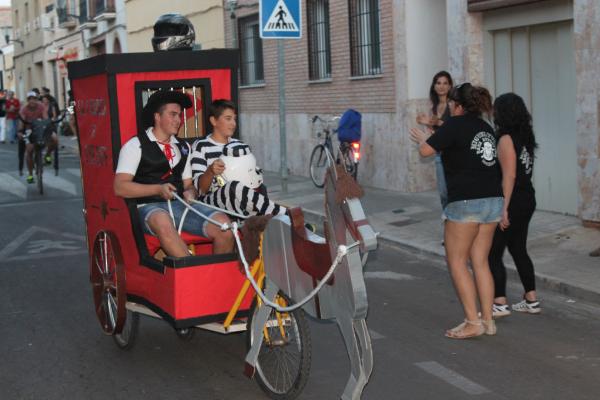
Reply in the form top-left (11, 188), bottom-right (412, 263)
top-left (56, 6), bottom-right (77, 28)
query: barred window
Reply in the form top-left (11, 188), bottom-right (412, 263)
top-left (307, 0), bottom-right (331, 81)
top-left (349, 0), bottom-right (381, 76)
top-left (238, 15), bottom-right (265, 86)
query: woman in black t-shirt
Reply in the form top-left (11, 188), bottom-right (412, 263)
top-left (488, 93), bottom-right (540, 317)
top-left (410, 83), bottom-right (502, 339)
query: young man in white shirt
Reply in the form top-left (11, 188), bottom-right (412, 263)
top-left (114, 91), bottom-right (234, 256)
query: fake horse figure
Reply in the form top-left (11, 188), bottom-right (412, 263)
top-left (244, 161), bottom-right (378, 400)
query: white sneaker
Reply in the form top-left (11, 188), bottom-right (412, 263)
top-left (492, 303), bottom-right (511, 318)
top-left (512, 299), bottom-right (541, 314)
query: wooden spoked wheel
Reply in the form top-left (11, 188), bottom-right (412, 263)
top-left (90, 230), bottom-right (126, 335)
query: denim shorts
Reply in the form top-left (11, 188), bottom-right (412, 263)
top-left (137, 201), bottom-right (220, 237)
top-left (444, 197), bottom-right (503, 223)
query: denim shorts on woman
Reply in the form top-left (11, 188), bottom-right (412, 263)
top-left (137, 201), bottom-right (220, 237)
top-left (443, 197), bottom-right (503, 223)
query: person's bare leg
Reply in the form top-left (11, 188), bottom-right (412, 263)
top-left (444, 221), bottom-right (481, 336)
top-left (46, 134), bottom-right (58, 157)
top-left (26, 143), bottom-right (34, 175)
top-left (469, 222), bottom-right (497, 322)
top-left (524, 290), bottom-right (538, 301)
top-left (205, 213), bottom-right (234, 254)
top-left (147, 212), bottom-right (190, 257)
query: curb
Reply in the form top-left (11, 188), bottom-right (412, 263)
top-left (299, 207), bottom-right (600, 307)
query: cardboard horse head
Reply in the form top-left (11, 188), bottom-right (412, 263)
top-left (246, 163), bottom-right (377, 399)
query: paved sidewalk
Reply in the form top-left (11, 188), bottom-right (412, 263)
top-left (264, 171), bottom-right (600, 306)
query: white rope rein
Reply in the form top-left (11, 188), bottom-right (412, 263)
top-left (165, 192), bottom-right (356, 312)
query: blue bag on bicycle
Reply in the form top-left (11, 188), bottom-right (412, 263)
top-left (337, 109), bottom-right (361, 143)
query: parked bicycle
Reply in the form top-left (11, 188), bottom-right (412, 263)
top-left (309, 111), bottom-right (362, 188)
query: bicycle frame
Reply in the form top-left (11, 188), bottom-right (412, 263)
top-left (310, 115), bottom-right (360, 187)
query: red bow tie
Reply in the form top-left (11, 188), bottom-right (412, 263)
top-left (157, 140), bottom-right (174, 163)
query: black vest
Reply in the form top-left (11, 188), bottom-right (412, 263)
top-left (132, 131), bottom-right (189, 204)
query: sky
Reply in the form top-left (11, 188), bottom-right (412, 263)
top-left (0, 1), bottom-right (9, 7)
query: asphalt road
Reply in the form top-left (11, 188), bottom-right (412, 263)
top-left (0, 141), bottom-right (599, 400)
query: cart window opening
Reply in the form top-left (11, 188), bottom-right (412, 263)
top-left (140, 86), bottom-right (206, 139)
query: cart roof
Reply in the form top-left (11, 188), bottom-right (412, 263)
top-left (68, 49), bottom-right (239, 80)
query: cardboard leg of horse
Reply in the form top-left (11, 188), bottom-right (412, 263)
top-left (244, 279), bottom-right (280, 377)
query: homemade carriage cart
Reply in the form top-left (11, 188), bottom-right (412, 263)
top-left (69, 49), bottom-right (378, 400)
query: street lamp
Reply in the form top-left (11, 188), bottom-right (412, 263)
top-left (5, 35), bottom-right (24, 46)
top-left (226, 0), bottom-right (238, 49)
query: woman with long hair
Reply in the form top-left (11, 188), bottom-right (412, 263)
top-left (410, 83), bottom-right (501, 339)
top-left (489, 93), bottom-right (540, 317)
top-left (417, 71), bottom-right (454, 208)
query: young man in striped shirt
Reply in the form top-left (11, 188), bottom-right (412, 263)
top-left (191, 99), bottom-right (286, 217)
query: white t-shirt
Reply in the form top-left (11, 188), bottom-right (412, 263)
top-left (116, 127), bottom-right (192, 180)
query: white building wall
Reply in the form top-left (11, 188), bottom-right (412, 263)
top-left (405, 0), bottom-right (447, 99)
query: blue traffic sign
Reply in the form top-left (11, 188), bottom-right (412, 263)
top-left (260, 0), bottom-right (302, 39)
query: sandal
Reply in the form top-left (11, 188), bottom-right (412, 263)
top-left (482, 319), bottom-right (497, 336)
top-left (445, 319), bottom-right (485, 339)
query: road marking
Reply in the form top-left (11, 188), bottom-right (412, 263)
top-left (0, 196), bottom-right (82, 208)
top-left (41, 173), bottom-right (78, 195)
top-left (415, 361), bottom-right (491, 395)
top-left (0, 226), bottom-right (86, 263)
top-left (364, 271), bottom-right (417, 281)
top-left (65, 168), bottom-right (81, 177)
top-left (368, 329), bottom-right (385, 340)
top-left (0, 172), bottom-right (27, 199)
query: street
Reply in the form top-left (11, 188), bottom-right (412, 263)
top-left (0, 142), bottom-right (599, 400)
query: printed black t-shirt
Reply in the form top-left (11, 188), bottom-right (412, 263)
top-left (502, 133), bottom-right (536, 214)
top-left (426, 115), bottom-right (502, 203)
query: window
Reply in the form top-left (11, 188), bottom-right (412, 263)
top-left (79, 0), bottom-right (89, 23)
top-left (307, 0), bottom-right (331, 80)
top-left (348, 0), bottom-right (381, 76)
top-left (238, 15), bottom-right (264, 86)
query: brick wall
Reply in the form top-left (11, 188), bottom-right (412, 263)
top-left (225, 0), bottom-right (396, 114)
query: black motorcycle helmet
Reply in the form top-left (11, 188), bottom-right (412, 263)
top-left (151, 13), bottom-right (195, 51)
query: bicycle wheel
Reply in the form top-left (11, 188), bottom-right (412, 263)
top-left (339, 143), bottom-right (358, 180)
top-left (247, 293), bottom-right (311, 400)
top-left (309, 144), bottom-right (328, 188)
top-left (35, 146), bottom-right (43, 195)
top-left (113, 309), bottom-right (140, 350)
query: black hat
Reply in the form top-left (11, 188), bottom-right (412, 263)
top-left (142, 90), bottom-right (192, 129)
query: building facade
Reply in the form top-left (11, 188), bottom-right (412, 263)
top-left (0, 6), bottom-right (14, 91)
top-left (12, 0), bottom-right (127, 107)
top-left (227, 0), bottom-right (600, 224)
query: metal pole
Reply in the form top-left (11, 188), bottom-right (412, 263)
top-left (277, 40), bottom-right (287, 193)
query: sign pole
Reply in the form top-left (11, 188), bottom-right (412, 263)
top-left (278, 40), bottom-right (288, 193)
top-left (260, 0), bottom-right (301, 194)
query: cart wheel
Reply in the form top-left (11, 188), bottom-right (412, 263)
top-left (90, 230), bottom-right (126, 335)
top-left (247, 293), bottom-right (311, 400)
top-left (113, 309), bottom-right (140, 350)
top-left (175, 327), bottom-right (195, 341)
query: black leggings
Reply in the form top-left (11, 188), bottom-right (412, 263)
top-left (489, 205), bottom-right (536, 298)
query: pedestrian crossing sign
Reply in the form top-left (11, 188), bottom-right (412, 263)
top-left (260, 0), bottom-right (302, 39)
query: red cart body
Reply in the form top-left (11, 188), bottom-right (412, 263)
top-left (69, 50), bottom-right (254, 328)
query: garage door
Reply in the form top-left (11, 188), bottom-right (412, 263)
top-left (491, 21), bottom-right (577, 215)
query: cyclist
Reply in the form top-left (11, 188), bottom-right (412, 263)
top-left (40, 94), bottom-right (60, 165)
top-left (18, 91), bottom-right (48, 183)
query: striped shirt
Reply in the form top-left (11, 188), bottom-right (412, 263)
top-left (191, 134), bottom-right (245, 193)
